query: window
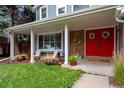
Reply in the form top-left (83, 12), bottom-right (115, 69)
top-left (39, 33), bottom-right (62, 50)
top-left (58, 7), bottom-right (65, 14)
top-left (40, 6), bottom-right (47, 19)
top-left (55, 33), bottom-right (61, 49)
top-left (39, 35), bottom-right (43, 49)
top-left (73, 5), bottom-right (89, 11)
top-left (57, 5), bottom-right (66, 15)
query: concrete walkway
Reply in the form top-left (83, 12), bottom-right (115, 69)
top-left (73, 74), bottom-right (109, 88)
top-left (61, 58), bottom-right (113, 88)
top-left (62, 58), bottom-right (113, 76)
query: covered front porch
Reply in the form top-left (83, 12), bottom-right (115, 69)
top-left (4, 6), bottom-right (117, 65)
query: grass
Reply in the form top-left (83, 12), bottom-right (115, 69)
top-left (0, 63), bottom-right (83, 88)
top-left (113, 54), bottom-right (124, 86)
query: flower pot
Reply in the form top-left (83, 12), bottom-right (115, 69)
top-left (69, 61), bottom-right (77, 66)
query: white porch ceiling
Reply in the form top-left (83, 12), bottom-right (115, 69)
top-left (68, 9), bottom-right (115, 31)
top-left (12, 7), bottom-right (116, 34)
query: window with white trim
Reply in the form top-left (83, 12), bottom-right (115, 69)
top-left (73, 5), bottom-right (89, 11)
top-left (40, 6), bottom-right (47, 19)
top-left (57, 5), bottom-right (66, 15)
top-left (39, 33), bottom-right (62, 50)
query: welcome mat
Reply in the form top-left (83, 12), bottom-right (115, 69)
top-left (87, 58), bottom-right (111, 63)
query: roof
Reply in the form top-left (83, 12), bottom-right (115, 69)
top-left (4, 5), bottom-right (119, 32)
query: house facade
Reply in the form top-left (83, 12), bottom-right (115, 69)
top-left (4, 5), bottom-right (124, 64)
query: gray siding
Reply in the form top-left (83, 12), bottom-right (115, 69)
top-left (35, 5), bottom-right (90, 21)
top-left (73, 5), bottom-right (89, 11)
top-left (48, 5), bottom-right (56, 18)
top-left (67, 5), bottom-right (72, 13)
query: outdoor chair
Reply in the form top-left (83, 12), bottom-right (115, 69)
top-left (34, 50), bottom-right (41, 60)
top-left (40, 51), bottom-right (59, 63)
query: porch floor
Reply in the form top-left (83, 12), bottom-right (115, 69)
top-left (62, 58), bottom-right (113, 76)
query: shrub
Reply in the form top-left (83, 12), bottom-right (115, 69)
top-left (113, 54), bottom-right (124, 85)
top-left (68, 55), bottom-right (77, 62)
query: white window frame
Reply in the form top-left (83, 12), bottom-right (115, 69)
top-left (71, 5), bottom-right (74, 12)
top-left (56, 5), bottom-right (67, 16)
top-left (36, 9), bottom-right (38, 21)
top-left (72, 5), bottom-right (90, 12)
top-left (37, 31), bottom-right (63, 52)
top-left (39, 5), bottom-right (48, 20)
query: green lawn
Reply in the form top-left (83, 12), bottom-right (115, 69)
top-left (0, 63), bottom-right (83, 88)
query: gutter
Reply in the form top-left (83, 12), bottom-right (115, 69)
top-left (116, 17), bottom-right (124, 23)
top-left (115, 6), bottom-right (124, 23)
top-left (4, 5), bottom-right (118, 32)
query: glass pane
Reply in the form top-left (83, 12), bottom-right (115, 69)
top-left (50, 34), bottom-right (54, 42)
top-left (55, 33), bottom-right (61, 49)
top-left (55, 33), bottom-right (61, 42)
top-left (50, 42), bottom-right (55, 49)
top-left (44, 43), bottom-right (50, 49)
top-left (58, 7), bottom-right (65, 14)
top-left (73, 5), bottom-right (80, 11)
top-left (55, 42), bottom-right (61, 49)
top-left (73, 5), bottom-right (89, 11)
top-left (41, 8), bottom-right (46, 18)
top-left (44, 35), bottom-right (49, 42)
top-left (39, 35), bottom-right (43, 43)
top-left (39, 43), bottom-right (43, 49)
top-left (39, 35), bottom-right (43, 49)
top-left (42, 13), bottom-right (46, 18)
top-left (42, 8), bottom-right (46, 14)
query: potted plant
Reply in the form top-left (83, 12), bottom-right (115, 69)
top-left (68, 55), bottom-right (77, 66)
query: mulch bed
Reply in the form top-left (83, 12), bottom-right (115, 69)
top-left (0, 59), bottom-right (30, 65)
top-left (0, 58), bottom-right (64, 65)
top-left (109, 77), bottom-right (124, 88)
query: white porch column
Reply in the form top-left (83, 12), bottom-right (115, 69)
top-left (30, 29), bottom-right (35, 63)
top-left (64, 23), bottom-right (69, 64)
top-left (10, 32), bottom-right (14, 60)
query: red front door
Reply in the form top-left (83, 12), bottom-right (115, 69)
top-left (86, 27), bottom-right (114, 57)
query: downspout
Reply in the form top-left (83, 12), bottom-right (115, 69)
top-left (115, 6), bottom-right (124, 55)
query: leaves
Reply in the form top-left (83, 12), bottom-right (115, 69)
top-left (68, 55), bottom-right (77, 62)
top-left (0, 5), bottom-right (12, 34)
top-left (0, 5), bottom-right (35, 34)
top-left (113, 54), bottom-right (124, 85)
